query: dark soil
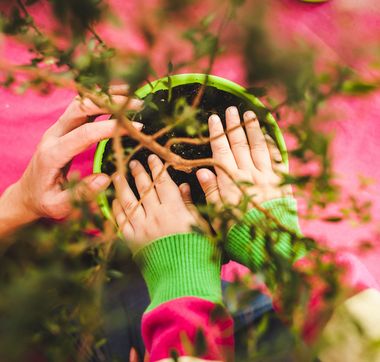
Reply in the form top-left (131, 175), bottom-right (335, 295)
top-left (101, 83), bottom-right (269, 205)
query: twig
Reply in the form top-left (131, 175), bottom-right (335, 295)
top-left (164, 117), bottom-right (257, 148)
top-left (16, 0), bottom-right (43, 37)
top-left (87, 25), bottom-right (106, 46)
top-left (192, 3), bottom-right (231, 109)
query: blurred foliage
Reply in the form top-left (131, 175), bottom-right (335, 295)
top-left (0, 0), bottom-right (379, 361)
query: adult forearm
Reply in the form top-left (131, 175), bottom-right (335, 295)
top-left (0, 181), bottom-right (38, 238)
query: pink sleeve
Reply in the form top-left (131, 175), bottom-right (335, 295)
top-left (142, 297), bottom-right (234, 362)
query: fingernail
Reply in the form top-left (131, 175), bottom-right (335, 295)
top-left (197, 170), bottom-right (209, 182)
top-left (228, 106), bottom-right (238, 116)
top-left (129, 160), bottom-right (137, 169)
top-left (92, 174), bottom-right (110, 187)
top-left (110, 84), bottom-right (129, 92)
top-left (179, 183), bottom-right (190, 193)
top-left (132, 121), bottom-right (144, 129)
top-left (244, 111), bottom-right (257, 120)
top-left (131, 98), bottom-right (144, 107)
top-left (148, 154), bottom-right (158, 163)
top-left (209, 114), bottom-right (220, 124)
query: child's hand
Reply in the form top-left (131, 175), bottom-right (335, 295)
top-left (112, 154), bottom-right (199, 254)
top-left (193, 106), bottom-right (292, 210)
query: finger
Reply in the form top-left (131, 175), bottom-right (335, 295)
top-left (54, 120), bottom-right (143, 168)
top-left (112, 199), bottom-right (134, 239)
top-left (52, 173), bottom-right (111, 218)
top-left (179, 182), bottom-right (212, 233)
top-left (179, 183), bottom-right (193, 206)
top-left (144, 352), bottom-right (149, 362)
top-left (196, 168), bottom-right (222, 207)
top-left (58, 173), bottom-right (110, 202)
top-left (148, 154), bottom-right (182, 203)
top-left (265, 134), bottom-right (288, 174)
top-left (129, 348), bottom-right (139, 362)
top-left (73, 173), bottom-right (111, 201)
top-left (112, 173), bottom-right (145, 224)
top-left (50, 95), bottom-right (143, 136)
top-left (179, 182), bottom-right (195, 214)
top-left (209, 114), bottom-right (238, 181)
top-left (108, 84), bottom-right (130, 96)
top-left (225, 106), bottom-right (254, 170)
top-left (243, 111), bottom-right (272, 172)
top-left (129, 159), bottom-right (160, 211)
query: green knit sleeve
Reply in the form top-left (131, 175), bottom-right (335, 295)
top-left (133, 232), bottom-right (222, 312)
top-left (226, 197), bottom-right (306, 272)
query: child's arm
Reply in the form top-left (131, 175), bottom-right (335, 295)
top-left (193, 106), bottom-right (296, 270)
top-left (112, 154), bottom-right (234, 362)
top-left (193, 107), bottom-right (380, 354)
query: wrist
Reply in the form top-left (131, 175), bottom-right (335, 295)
top-left (134, 232), bottom-right (222, 312)
top-left (226, 197), bottom-right (305, 271)
top-left (13, 180), bottom-right (40, 221)
top-left (0, 181), bottom-right (39, 237)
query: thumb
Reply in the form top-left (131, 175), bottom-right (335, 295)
top-left (196, 168), bottom-right (221, 206)
top-left (50, 173), bottom-right (110, 219)
top-left (179, 182), bottom-right (213, 235)
top-left (179, 183), bottom-right (193, 206)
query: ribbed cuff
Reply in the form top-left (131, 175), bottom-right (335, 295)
top-left (134, 233), bottom-right (222, 312)
top-left (226, 197), bottom-right (305, 272)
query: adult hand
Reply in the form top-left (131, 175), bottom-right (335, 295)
top-left (112, 154), bottom-right (199, 254)
top-left (190, 106), bottom-right (292, 212)
top-left (0, 88), bottom-right (143, 236)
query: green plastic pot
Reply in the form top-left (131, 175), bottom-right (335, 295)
top-left (93, 73), bottom-right (288, 219)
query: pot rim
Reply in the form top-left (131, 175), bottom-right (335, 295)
top-left (93, 73), bottom-right (288, 219)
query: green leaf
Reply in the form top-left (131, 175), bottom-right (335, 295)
top-left (280, 174), bottom-right (312, 186)
top-left (342, 80), bottom-right (377, 95)
top-left (101, 47), bottom-right (116, 59)
top-left (322, 216), bottom-right (343, 222)
top-left (1, 8), bottom-right (29, 35)
top-left (107, 269), bottom-right (124, 279)
top-left (121, 57), bottom-right (151, 92)
top-left (200, 14), bottom-right (215, 28)
top-left (230, 0), bottom-right (246, 7)
top-left (95, 338), bottom-right (107, 348)
top-left (50, 0), bottom-right (103, 36)
top-left (1, 74), bottom-right (15, 87)
top-left (246, 86), bottom-right (267, 97)
top-left (185, 124), bottom-right (197, 136)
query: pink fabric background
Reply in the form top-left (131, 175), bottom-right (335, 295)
top-left (1, 1), bottom-right (379, 284)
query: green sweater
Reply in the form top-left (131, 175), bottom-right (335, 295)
top-left (226, 196), bottom-right (305, 271)
top-left (134, 197), bottom-right (303, 311)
